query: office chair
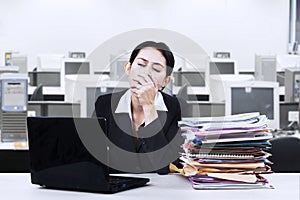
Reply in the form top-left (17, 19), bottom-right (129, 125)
top-left (30, 84), bottom-right (44, 101)
top-left (268, 136), bottom-right (300, 172)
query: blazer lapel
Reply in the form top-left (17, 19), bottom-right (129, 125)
top-left (157, 110), bottom-right (167, 126)
top-left (112, 112), bottom-right (136, 152)
top-left (114, 113), bottom-right (133, 137)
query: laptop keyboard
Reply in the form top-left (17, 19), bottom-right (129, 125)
top-left (108, 177), bottom-right (134, 185)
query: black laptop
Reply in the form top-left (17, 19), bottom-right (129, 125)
top-left (27, 117), bottom-right (149, 193)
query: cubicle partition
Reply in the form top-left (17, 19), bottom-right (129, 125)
top-left (28, 71), bottom-right (60, 87)
top-left (86, 87), bottom-right (127, 117)
top-left (28, 101), bottom-right (80, 117)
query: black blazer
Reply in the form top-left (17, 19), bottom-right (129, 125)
top-left (94, 90), bottom-right (183, 174)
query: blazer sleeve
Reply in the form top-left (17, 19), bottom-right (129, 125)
top-left (135, 96), bottom-right (183, 174)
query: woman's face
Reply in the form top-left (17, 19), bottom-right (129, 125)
top-left (126, 47), bottom-right (169, 89)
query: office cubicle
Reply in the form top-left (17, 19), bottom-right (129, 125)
top-left (85, 87), bottom-right (127, 117)
top-left (64, 75), bottom-right (128, 117)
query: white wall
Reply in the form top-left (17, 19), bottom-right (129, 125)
top-left (0, 0), bottom-right (289, 71)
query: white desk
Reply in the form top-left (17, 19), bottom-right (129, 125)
top-left (173, 86), bottom-right (209, 95)
top-left (0, 173), bottom-right (298, 200)
top-left (28, 101), bottom-right (80, 117)
top-left (28, 86), bottom-right (65, 95)
top-left (173, 86), bottom-right (285, 96)
top-left (0, 142), bottom-right (28, 151)
top-left (27, 85), bottom-right (284, 98)
top-left (0, 142), bottom-right (18, 150)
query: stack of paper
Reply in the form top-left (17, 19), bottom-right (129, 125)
top-left (172, 112), bottom-right (274, 189)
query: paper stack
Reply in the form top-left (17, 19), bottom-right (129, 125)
top-left (171, 112), bottom-right (274, 189)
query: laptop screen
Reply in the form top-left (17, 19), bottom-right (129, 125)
top-left (27, 117), bottom-right (108, 175)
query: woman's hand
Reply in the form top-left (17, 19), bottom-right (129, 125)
top-left (130, 74), bottom-right (158, 106)
top-left (130, 74), bottom-right (159, 125)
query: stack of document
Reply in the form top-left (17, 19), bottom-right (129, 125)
top-left (172, 112), bottom-right (274, 189)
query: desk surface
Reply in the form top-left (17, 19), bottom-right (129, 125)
top-left (28, 101), bottom-right (80, 105)
top-left (0, 142), bottom-right (27, 150)
top-left (28, 86), bottom-right (65, 95)
top-left (173, 86), bottom-right (285, 96)
top-left (173, 86), bottom-right (209, 95)
top-left (28, 85), bottom-right (285, 97)
top-left (0, 173), bottom-right (298, 199)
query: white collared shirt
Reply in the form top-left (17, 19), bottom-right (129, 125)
top-left (115, 89), bottom-right (168, 121)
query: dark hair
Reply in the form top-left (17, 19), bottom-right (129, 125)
top-left (129, 41), bottom-right (175, 76)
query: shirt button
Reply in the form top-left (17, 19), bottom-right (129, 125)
top-left (140, 139), bottom-right (146, 145)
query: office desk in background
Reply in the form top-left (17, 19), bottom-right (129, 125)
top-left (27, 84), bottom-right (285, 103)
top-left (0, 143), bottom-right (29, 172)
top-left (28, 86), bottom-right (65, 101)
top-left (0, 173), bottom-right (298, 200)
top-left (173, 86), bottom-right (285, 102)
top-left (28, 101), bottom-right (80, 117)
top-left (173, 86), bottom-right (209, 101)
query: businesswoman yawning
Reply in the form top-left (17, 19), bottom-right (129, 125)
top-left (94, 41), bottom-right (183, 174)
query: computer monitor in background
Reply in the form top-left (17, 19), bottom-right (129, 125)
top-left (0, 66), bottom-right (19, 74)
top-left (37, 54), bottom-right (65, 72)
top-left (208, 58), bottom-right (237, 75)
top-left (173, 71), bottom-right (206, 87)
top-left (209, 74), bottom-right (254, 103)
top-left (255, 54), bottom-right (276, 82)
top-left (276, 54), bottom-right (300, 71)
top-left (10, 54), bottom-right (28, 74)
top-left (64, 75), bottom-right (127, 117)
top-left (225, 81), bottom-right (279, 130)
top-left (61, 59), bottom-right (92, 91)
top-left (64, 61), bottom-right (90, 75)
top-left (285, 68), bottom-right (300, 103)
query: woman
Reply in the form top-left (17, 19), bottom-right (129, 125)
top-left (94, 41), bottom-right (182, 174)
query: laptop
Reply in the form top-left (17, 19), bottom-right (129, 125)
top-left (27, 117), bottom-right (149, 193)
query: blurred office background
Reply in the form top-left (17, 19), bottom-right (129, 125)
top-left (0, 0), bottom-right (300, 172)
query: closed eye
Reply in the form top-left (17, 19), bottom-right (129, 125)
top-left (153, 68), bottom-right (161, 72)
top-left (138, 63), bottom-right (146, 67)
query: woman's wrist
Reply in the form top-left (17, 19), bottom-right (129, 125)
top-left (143, 105), bottom-right (158, 126)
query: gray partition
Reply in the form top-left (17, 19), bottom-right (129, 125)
top-left (27, 103), bottom-right (42, 116)
top-left (47, 102), bottom-right (80, 117)
top-left (173, 71), bottom-right (206, 87)
top-left (28, 101), bottom-right (80, 117)
top-left (187, 101), bottom-right (225, 117)
top-left (86, 87), bottom-right (127, 117)
top-left (29, 71), bottom-right (60, 86)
